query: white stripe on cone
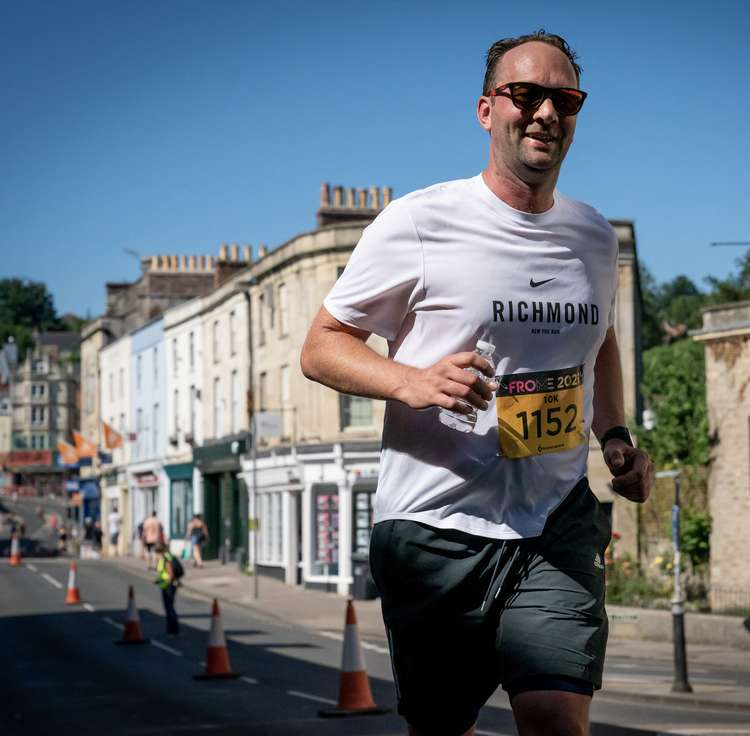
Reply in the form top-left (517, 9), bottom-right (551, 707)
top-left (341, 623), bottom-right (365, 673)
top-left (10, 536), bottom-right (20, 555)
top-left (126, 589), bottom-right (139, 623)
top-left (207, 610), bottom-right (227, 647)
top-left (67, 565), bottom-right (76, 589)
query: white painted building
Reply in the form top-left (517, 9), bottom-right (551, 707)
top-left (99, 334), bottom-right (131, 553)
top-left (164, 296), bottom-right (205, 550)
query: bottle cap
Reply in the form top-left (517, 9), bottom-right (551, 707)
top-left (476, 340), bottom-right (495, 354)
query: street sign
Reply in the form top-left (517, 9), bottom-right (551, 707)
top-left (256, 410), bottom-right (282, 439)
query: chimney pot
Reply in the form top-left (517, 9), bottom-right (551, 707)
top-left (357, 188), bottom-right (367, 208)
top-left (333, 186), bottom-right (343, 207)
top-left (258, 245), bottom-right (268, 258)
top-left (320, 182), bottom-right (330, 207)
top-left (188, 255), bottom-right (196, 272)
top-left (180, 255), bottom-right (187, 271)
top-left (219, 244), bottom-right (228, 262)
top-left (369, 186), bottom-right (379, 209)
top-left (243, 245), bottom-right (252, 263)
top-left (346, 187), bottom-right (355, 208)
top-left (206, 255), bottom-right (214, 269)
top-left (383, 187), bottom-right (393, 207)
top-left (150, 255), bottom-right (159, 271)
top-left (230, 243), bottom-right (239, 262)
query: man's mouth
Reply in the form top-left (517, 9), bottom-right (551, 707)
top-left (524, 132), bottom-right (558, 143)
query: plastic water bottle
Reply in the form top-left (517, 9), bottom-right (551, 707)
top-left (438, 340), bottom-right (496, 433)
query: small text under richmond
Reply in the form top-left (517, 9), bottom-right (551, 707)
top-left (492, 300), bottom-right (600, 325)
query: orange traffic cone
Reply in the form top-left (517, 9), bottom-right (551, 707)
top-left (115, 585), bottom-right (149, 645)
top-left (65, 561), bottom-right (81, 604)
top-left (194, 599), bottom-right (240, 680)
top-left (9, 531), bottom-right (21, 566)
top-left (319, 599), bottom-right (389, 717)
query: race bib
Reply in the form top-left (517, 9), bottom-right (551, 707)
top-left (496, 366), bottom-right (586, 459)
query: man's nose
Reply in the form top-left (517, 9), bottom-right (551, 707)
top-left (533, 96), bottom-right (558, 124)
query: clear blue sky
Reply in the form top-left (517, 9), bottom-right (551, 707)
top-left (2, 0), bottom-right (749, 317)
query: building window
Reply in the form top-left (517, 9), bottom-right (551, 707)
top-left (230, 370), bottom-right (239, 434)
top-left (259, 372), bottom-right (267, 412)
top-left (189, 385), bottom-right (196, 438)
top-left (119, 412), bottom-right (125, 435)
top-left (31, 406), bottom-right (46, 425)
top-left (119, 368), bottom-right (124, 398)
top-left (189, 331), bottom-right (195, 370)
top-left (258, 294), bottom-right (266, 347)
top-left (258, 492), bottom-right (283, 565)
top-left (339, 395), bottom-right (373, 429)
top-left (171, 479), bottom-right (193, 538)
top-left (172, 338), bottom-right (178, 376)
top-left (279, 283), bottom-right (289, 337)
top-left (153, 347), bottom-right (158, 386)
top-left (352, 487), bottom-right (376, 553)
top-left (312, 484), bottom-right (339, 576)
top-left (136, 408), bottom-right (143, 458)
top-left (136, 355), bottom-right (142, 390)
top-left (109, 372), bottom-right (114, 402)
top-left (229, 310), bottom-right (237, 356)
top-left (32, 359), bottom-right (47, 375)
top-left (31, 434), bottom-right (47, 449)
top-left (213, 321), bottom-right (219, 363)
top-left (213, 377), bottom-right (222, 436)
top-left (173, 389), bottom-right (180, 435)
top-left (31, 383), bottom-right (46, 398)
top-left (152, 403), bottom-right (159, 455)
top-left (280, 364), bottom-right (291, 439)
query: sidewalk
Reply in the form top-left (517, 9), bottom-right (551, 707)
top-left (112, 556), bottom-right (750, 712)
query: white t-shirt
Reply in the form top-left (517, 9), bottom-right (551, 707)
top-left (324, 174), bottom-right (618, 539)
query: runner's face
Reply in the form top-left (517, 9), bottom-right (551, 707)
top-left (488, 42), bottom-right (579, 182)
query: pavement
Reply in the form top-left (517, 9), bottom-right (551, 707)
top-left (112, 554), bottom-right (750, 714)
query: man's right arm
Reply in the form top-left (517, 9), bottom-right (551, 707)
top-left (300, 306), bottom-right (496, 413)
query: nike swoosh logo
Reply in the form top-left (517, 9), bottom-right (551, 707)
top-left (529, 277), bottom-right (556, 288)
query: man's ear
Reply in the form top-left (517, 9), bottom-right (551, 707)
top-left (477, 96), bottom-right (492, 132)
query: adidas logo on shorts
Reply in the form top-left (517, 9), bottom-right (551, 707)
top-left (593, 553), bottom-right (604, 570)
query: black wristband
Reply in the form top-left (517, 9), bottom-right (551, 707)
top-left (599, 425), bottom-right (633, 450)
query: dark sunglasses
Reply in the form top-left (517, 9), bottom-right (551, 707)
top-left (489, 82), bottom-right (587, 117)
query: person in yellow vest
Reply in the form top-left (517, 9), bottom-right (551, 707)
top-left (154, 543), bottom-right (179, 636)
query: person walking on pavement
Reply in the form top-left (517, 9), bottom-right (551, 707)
top-left (185, 513), bottom-right (208, 568)
top-left (154, 542), bottom-right (179, 636)
top-left (107, 503), bottom-right (122, 557)
top-left (301, 30), bottom-right (654, 736)
top-left (141, 511), bottom-right (163, 570)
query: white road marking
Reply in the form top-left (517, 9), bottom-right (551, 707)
top-left (103, 616), bottom-right (124, 631)
top-left (41, 573), bottom-right (62, 589)
top-left (476, 730), bottom-right (509, 736)
top-left (82, 603), bottom-right (95, 612)
top-left (286, 690), bottom-right (337, 705)
top-left (151, 640), bottom-right (183, 656)
top-left (241, 676), bottom-right (258, 685)
top-left (26, 563), bottom-right (38, 572)
top-left (317, 629), bottom-right (389, 654)
top-left (361, 641), bottom-right (390, 655)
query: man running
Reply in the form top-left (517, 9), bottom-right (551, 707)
top-left (301, 30), bottom-right (653, 736)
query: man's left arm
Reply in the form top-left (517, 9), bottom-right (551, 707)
top-left (592, 327), bottom-right (653, 503)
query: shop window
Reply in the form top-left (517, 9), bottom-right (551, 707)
top-left (258, 492), bottom-right (283, 565)
top-left (339, 395), bottom-right (373, 429)
top-left (352, 487), bottom-right (376, 554)
top-left (312, 484), bottom-right (339, 576)
top-left (171, 479), bottom-right (192, 538)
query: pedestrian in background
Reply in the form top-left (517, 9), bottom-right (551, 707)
top-left (108, 503), bottom-right (122, 556)
top-left (154, 542), bottom-right (179, 636)
top-left (185, 513), bottom-right (208, 568)
top-left (141, 511), bottom-right (163, 570)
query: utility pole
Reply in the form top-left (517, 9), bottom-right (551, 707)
top-left (656, 468), bottom-right (692, 693)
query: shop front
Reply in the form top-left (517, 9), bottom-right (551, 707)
top-left (165, 462), bottom-right (193, 556)
top-left (128, 464), bottom-right (165, 553)
top-left (193, 438), bottom-right (247, 562)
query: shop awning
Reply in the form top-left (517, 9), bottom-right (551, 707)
top-left (164, 463), bottom-right (193, 481)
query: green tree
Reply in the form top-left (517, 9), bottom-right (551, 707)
top-left (704, 249), bottom-right (750, 304)
top-left (635, 340), bottom-right (710, 467)
top-left (639, 264), bottom-right (663, 351)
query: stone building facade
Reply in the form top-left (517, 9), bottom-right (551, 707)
top-left (693, 301), bottom-right (750, 606)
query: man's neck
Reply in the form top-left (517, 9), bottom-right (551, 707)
top-left (481, 167), bottom-right (557, 214)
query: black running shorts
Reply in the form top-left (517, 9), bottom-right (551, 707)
top-left (369, 478), bottom-right (611, 735)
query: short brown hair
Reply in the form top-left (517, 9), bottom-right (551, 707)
top-left (483, 30), bottom-right (582, 95)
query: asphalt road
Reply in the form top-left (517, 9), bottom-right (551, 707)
top-left (2, 557), bottom-right (750, 736)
